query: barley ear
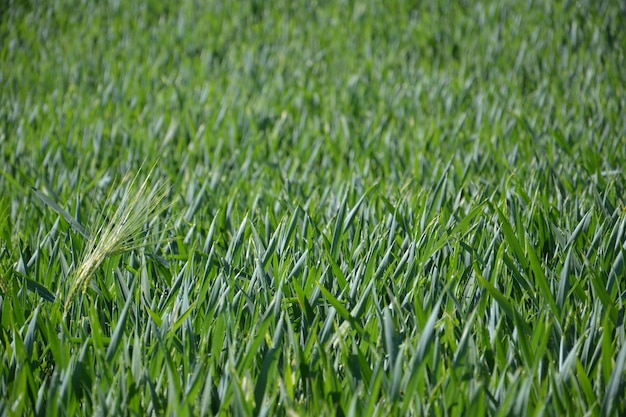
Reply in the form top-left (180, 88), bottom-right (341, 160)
top-left (64, 168), bottom-right (169, 315)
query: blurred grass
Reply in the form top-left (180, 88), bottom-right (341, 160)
top-left (1, 0), bottom-right (625, 415)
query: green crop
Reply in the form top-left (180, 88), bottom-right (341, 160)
top-left (1, 0), bottom-right (625, 416)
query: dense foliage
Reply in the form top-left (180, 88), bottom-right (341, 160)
top-left (1, 1), bottom-right (625, 415)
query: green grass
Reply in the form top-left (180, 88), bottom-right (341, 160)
top-left (1, 0), bottom-right (625, 415)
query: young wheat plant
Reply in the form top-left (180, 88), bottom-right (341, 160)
top-left (64, 168), bottom-right (169, 314)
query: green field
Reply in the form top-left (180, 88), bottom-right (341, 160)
top-left (1, 1), bottom-right (625, 415)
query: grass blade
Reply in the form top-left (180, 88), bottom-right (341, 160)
top-left (105, 281), bottom-right (135, 363)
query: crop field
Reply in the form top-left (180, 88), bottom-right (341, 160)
top-left (1, 0), bottom-right (625, 415)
